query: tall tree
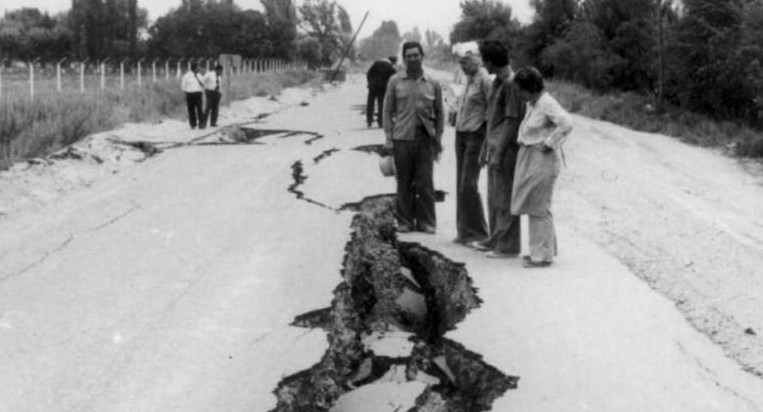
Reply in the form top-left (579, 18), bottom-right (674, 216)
top-left (298, 0), bottom-right (352, 65)
top-left (358, 20), bottom-right (401, 61)
top-left (450, 0), bottom-right (521, 44)
top-left (524, 0), bottom-right (578, 71)
top-left (261, 0), bottom-right (298, 58)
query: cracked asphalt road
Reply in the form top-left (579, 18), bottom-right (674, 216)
top-left (2, 72), bottom-right (763, 411)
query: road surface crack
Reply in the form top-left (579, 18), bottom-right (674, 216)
top-left (2, 234), bottom-right (74, 282)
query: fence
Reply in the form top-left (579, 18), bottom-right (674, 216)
top-left (0, 57), bottom-right (306, 101)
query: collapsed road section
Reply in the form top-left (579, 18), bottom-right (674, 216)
top-left (271, 196), bottom-right (518, 411)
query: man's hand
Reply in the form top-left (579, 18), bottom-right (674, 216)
top-left (488, 151), bottom-right (502, 170)
top-left (433, 138), bottom-right (443, 162)
top-left (383, 139), bottom-right (394, 156)
top-left (478, 146), bottom-right (488, 168)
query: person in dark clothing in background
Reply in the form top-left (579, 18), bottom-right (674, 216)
top-left (366, 56), bottom-right (398, 128)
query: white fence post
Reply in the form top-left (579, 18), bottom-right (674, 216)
top-left (56, 58), bottom-right (65, 93)
top-left (137, 58), bottom-right (145, 87)
top-left (177, 58), bottom-right (184, 78)
top-left (165, 59), bottom-right (172, 81)
top-left (152, 58), bottom-right (159, 83)
top-left (100, 58), bottom-right (109, 90)
top-left (0, 59), bottom-right (5, 100)
top-left (28, 60), bottom-right (36, 100)
top-left (80, 60), bottom-right (86, 93)
top-left (119, 59), bottom-right (126, 90)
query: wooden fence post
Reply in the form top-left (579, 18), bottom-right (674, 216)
top-left (80, 60), bottom-right (86, 93)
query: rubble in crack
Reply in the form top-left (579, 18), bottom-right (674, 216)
top-left (270, 196), bottom-right (518, 412)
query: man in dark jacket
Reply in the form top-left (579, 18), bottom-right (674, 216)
top-left (366, 56), bottom-right (397, 128)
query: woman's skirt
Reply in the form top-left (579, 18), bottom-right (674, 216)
top-left (511, 145), bottom-right (562, 216)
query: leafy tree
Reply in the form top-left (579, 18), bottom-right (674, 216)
top-left (450, 0), bottom-right (521, 45)
top-left (423, 29), bottom-right (451, 62)
top-left (298, 0), bottom-right (353, 65)
top-left (68, 0), bottom-right (148, 59)
top-left (358, 20), bottom-right (401, 61)
top-left (296, 35), bottom-right (322, 69)
top-left (0, 8), bottom-right (72, 61)
top-left (261, 0), bottom-right (298, 58)
top-left (668, 0), bottom-right (753, 119)
top-left (524, 0), bottom-right (578, 71)
top-left (402, 27), bottom-right (422, 43)
top-left (147, 2), bottom-right (272, 58)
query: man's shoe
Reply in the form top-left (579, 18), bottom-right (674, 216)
top-left (418, 225), bottom-right (436, 234)
top-left (485, 251), bottom-right (519, 259)
top-left (523, 260), bottom-right (552, 268)
top-left (398, 225), bottom-right (413, 233)
top-left (452, 237), bottom-right (469, 245)
top-left (468, 241), bottom-right (491, 251)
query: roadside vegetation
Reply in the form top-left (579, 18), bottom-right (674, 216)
top-left (0, 70), bottom-right (317, 170)
top-left (548, 81), bottom-right (763, 158)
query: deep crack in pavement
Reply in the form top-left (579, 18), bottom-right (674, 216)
top-left (270, 196), bottom-right (518, 411)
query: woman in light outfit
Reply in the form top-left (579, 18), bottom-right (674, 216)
top-left (511, 67), bottom-right (573, 268)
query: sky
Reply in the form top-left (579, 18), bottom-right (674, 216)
top-left (0, 0), bottom-right (534, 39)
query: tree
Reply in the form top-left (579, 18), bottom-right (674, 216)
top-left (423, 29), bottom-right (451, 62)
top-left (668, 0), bottom-right (755, 119)
top-left (402, 27), bottom-right (422, 43)
top-left (0, 8), bottom-right (72, 61)
top-left (298, 0), bottom-right (353, 66)
top-left (450, 0), bottom-right (521, 45)
top-left (67, 0), bottom-right (148, 59)
top-left (147, 2), bottom-right (272, 58)
top-left (358, 20), bottom-right (401, 61)
top-left (261, 0), bottom-right (298, 58)
top-left (524, 0), bottom-right (578, 71)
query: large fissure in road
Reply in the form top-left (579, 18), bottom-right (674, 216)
top-left (270, 196), bottom-right (517, 411)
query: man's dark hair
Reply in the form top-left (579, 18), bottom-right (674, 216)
top-left (215, 64), bottom-right (223, 71)
top-left (191, 63), bottom-right (199, 71)
top-left (401, 41), bottom-right (424, 58)
top-left (388, 56), bottom-right (398, 64)
top-left (478, 40), bottom-right (509, 67)
top-left (513, 67), bottom-right (545, 94)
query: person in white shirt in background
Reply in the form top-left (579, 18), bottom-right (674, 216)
top-left (450, 45), bottom-right (492, 245)
top-left (203, 64), bottom-right (224, 127)
top-left (511, 66), bottom-right (573, 268)
top-left (181, 63), bottom-right (206, 129)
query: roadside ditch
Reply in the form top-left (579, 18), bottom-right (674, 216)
top-left (270, 195), bottom-right (518, 411)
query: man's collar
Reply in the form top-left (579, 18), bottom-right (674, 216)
top-left (494, 65), bottom-right (513, 83)
top-left (403, 70), bottom-right (426, 80)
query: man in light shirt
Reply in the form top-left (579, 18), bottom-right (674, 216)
top-left (203, 64), bottom-right (224, 128)
top-left (452, 49), bottom-right (491, 245)
top-left (383, 41), bottom-right (445, 234)
top-left (181, 63), bottom-right (206, 129)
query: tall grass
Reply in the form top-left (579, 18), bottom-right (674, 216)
top-left (0, 70), bottom-right (318, 170)
top-left (548, 81), bottom-right (763, 158)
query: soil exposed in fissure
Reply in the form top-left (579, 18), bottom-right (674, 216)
top-left (270, 196), bottom-right (517, 411)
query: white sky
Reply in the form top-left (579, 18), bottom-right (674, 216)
top-left (0, 0), bottom-right (534, 39)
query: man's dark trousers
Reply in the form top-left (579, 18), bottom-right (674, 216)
top-left (367, 85), bottom-right (386, 127)
top-left (186, 92), bottom-right (204, 129)
top-left (485, 145), bottom-right (521, 253)
top-left (393, 128), bottom-right (436, 231)
top-left (455, 126), bottom-right (488, 242)
top-left (204, 90), bottom-right (221, 127)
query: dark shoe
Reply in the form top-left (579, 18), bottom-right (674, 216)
top-left (452, 237), bottom-right (469, 245)
top-left (418, 225), bottom-right (436, 234)
top-left (469, 241), bottom-right (491, 251)
top-left (398, 225), bottom-right (413, 233)
top-left (485, 251), bottom-right (519, 259)
top-left (523, 260), bottom-right (552, 268)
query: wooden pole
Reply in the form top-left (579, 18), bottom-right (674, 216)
top-left (330, 11), bottom-right (369, 82)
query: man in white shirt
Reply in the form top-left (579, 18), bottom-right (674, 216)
top-left (203, 64), bottom-right (224, 127)
top-left (181, 63), bottom-right (205, 129)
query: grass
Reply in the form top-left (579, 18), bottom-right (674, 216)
top-left (547, 80), bottom-right (763, 158)
top-left (0, 70), bottom-right (318, 170)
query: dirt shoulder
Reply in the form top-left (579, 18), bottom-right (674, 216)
top-left (556, 115), bottom-right (763, 376)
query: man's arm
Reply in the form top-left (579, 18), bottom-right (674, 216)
top-left (489, 84), bottom-right (523, 168)
top-left (433, 81), bottom-right (445, 153)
